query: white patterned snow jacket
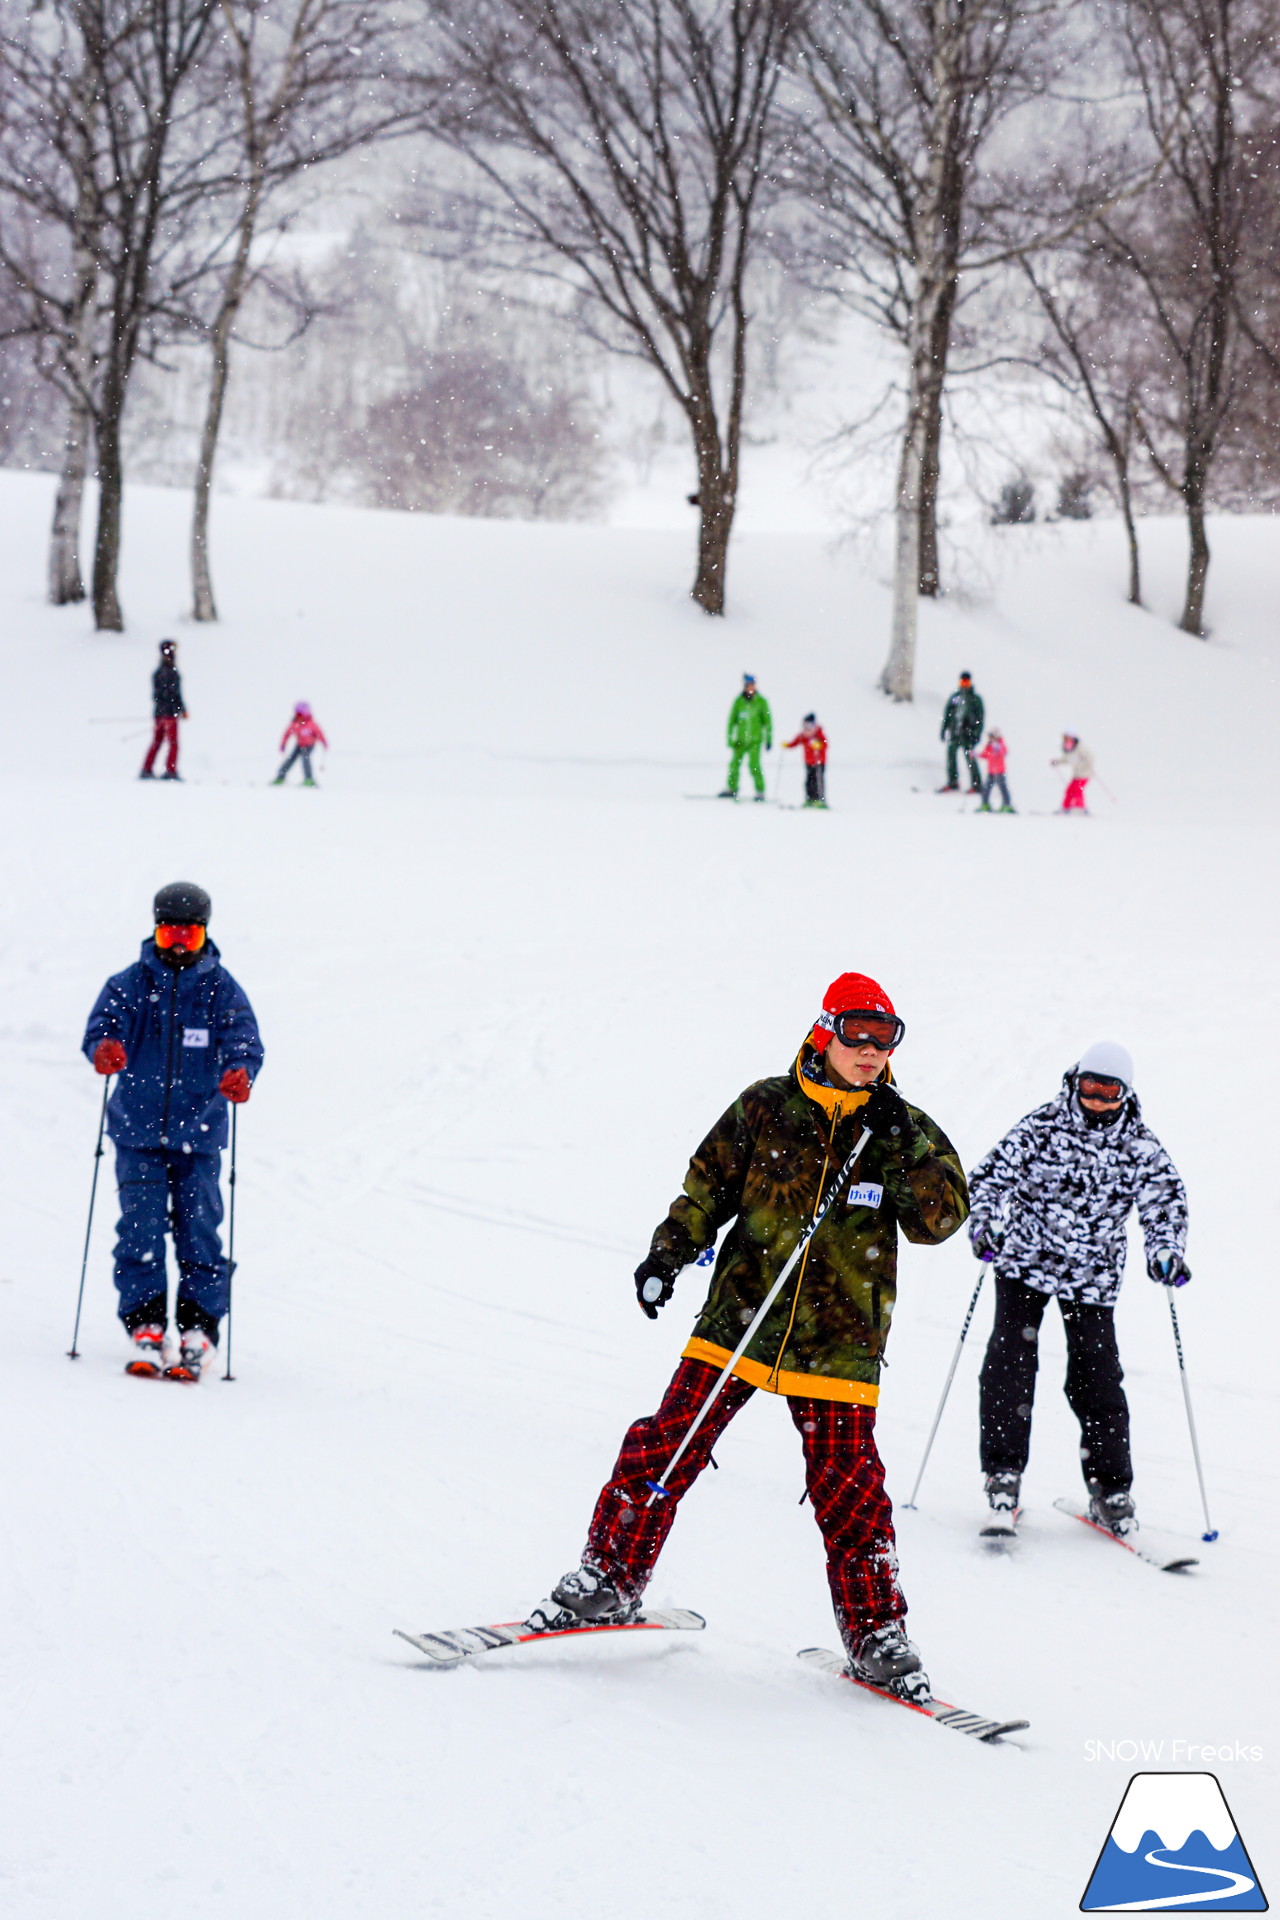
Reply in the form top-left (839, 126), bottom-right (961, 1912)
top-left (968, 1075), bottom-right (1187, 1306)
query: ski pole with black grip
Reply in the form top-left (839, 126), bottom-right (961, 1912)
top-left (902, 1267), bottom-right (989, 1510)
top-left (645, 1125), bottom-right (874, 1507)
top-left (1168, 1294), bottom-right (1217, 1541)
top-left (222, 1106), bottom-right (238, 1382)
top-left (68, 1079), bottom-right (110, 1359)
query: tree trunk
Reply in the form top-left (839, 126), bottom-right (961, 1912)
top-left (191, 325), bottom-right (230, 622)
top-left (916, 273), bottom-right (957, 597)
top-left (1117, 466), bottom-right (1141, 607)
top-left (686, 324), bottom-right (740, 615)
top-left (1179, 481), bottom-right (1210, 635)
top-left (881, 269), bottom-right (949, 698)
top-left (191, 173), bottom-right (262, 623)
top-left (49, 137), bottom-right (99, 607)
top-left (91, 395), bottom-right (125, 631)
top-left (48, 401), bottom-right (91, 604)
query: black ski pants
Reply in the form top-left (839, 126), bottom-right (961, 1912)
top-left (979, 1274), bottom-right (1132, 1493)
top-left (804, 762), bottom-right (826, 804)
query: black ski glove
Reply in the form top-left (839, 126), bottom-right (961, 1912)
top-left (634, 1255), bottom-right (677, 1319)
top-left (1148, 1250), bottom-right (1191, 1287)
top-left (861, 1082), bottom-right (921, 1158)
top-left (970, 1220), bottom-right (1002, 1263)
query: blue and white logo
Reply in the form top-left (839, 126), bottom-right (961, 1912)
top-left (1081, 1772), bottom-right (1266, 1911)
top-left (844, 1182), bottom-right (884, 1210)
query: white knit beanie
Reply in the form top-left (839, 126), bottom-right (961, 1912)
top-left (1077, 1041), bottom-right (1134, 1087)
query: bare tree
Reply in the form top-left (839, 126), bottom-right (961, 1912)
top-left (1100, 0), bottom-right (1280, 635)
top-left (409, 0), bottom-right (800, 615)
top-left (190, 0), bottom-right (411, 622)
top-left (795, 0), bottom-right (1060, 695)
top-left (1017, 250), bottom-right (1149, 604)
top-left (0, 6), bottom-right (106, 603)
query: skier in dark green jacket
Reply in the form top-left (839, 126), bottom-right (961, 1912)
top-left (720, 673), bottom-right (773, 800)
top-left (939, 672), bottom-right (984, 793)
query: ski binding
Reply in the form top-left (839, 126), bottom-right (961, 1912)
top-left (394, 1607), bottom-right (706, 1668)
top-left (799, 1647), bottom-right (1028, 1743)
top-left (1053, 1498), bottom-right (1198, 1572)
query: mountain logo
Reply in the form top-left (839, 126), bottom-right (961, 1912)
top-left (1081, 1772), bottom-right (1267, 1911)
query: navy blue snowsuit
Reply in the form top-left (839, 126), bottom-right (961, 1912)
top-left (83, 939), bottom-right (264, 1334)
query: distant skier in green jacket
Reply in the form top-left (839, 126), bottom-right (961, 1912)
top-left (720, 674), bottom-right (773, 801)
top-left (939, 671), bottom-right (984, 793)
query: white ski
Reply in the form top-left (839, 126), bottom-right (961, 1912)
top-left (799, 1647), bottom-right (1028, 1743)
top-left (394, 1607), bottom-right (705, 1669)
top-left (1053, 1498), bottom-right (1198, 1572)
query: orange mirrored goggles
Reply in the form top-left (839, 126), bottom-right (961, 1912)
top-left (154, 922), bottom-right (206, 952)
top-left (832, 1010), bottom-right (905, 1051)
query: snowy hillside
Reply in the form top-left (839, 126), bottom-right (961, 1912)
top-left (0, 468), bottom-right (1276, 1918)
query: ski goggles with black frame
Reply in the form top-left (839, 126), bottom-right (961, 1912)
top-left (1077, 1073), bottom-right (1125, 1102)
top-left (830, 1010), bottom-right (905, 1052)
top-left (154, 922), bottom-right (207, 953)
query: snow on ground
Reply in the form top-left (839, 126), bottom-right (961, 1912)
top-left (0, 469), bottom-right (1276, 1918)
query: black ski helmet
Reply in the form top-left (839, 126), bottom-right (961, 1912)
top-left (154, 881), bottom-right (210, 926)
top-left (159, 638), bottom-right (176, 659)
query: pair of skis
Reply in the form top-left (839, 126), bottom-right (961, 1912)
top-left (981, 1498), bottom-right (1199, 1573)
top-left (393, 1611), bottom-right (1028, 1745)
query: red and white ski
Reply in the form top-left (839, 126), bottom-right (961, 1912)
top-left (799, 1647), bottom-right (1029, 1743)
top-left (394, 1608), bottom-right (706, 1669)
top-left (1053, 1498), bottom-right (1198, 1572)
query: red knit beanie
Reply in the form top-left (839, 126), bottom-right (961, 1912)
top-left (809, 972), bottom-right (897, 1052)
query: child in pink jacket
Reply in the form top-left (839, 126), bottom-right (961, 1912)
top-left (273, 702), bottom-right (328, 788)
top-left (977, 729), bottom-right (1014, 813)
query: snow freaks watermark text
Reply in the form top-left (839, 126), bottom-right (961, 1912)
top-left (1084, 1739), bottom-right (1263, 1763)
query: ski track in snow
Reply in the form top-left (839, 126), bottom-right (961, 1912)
top-left (0, 472), bottom-right (1276, 1918)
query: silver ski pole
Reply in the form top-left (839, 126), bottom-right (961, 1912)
top-left (68, 1079), bottom-right (110, 1359)
top-left (645, 1125), bottom-right (874, 1507)
top-left (902, 1269), bottom-right (988, 1510)
top-left (222, 1107), bottom-right (239, 1383)
top-left (1167, 1295), bottom-right (1217, 1541)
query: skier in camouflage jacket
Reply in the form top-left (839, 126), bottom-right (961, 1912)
top-left (532, 972), bottom-right (968, 1698)
top-left (968, 1041), bottom-right (1189, 1534)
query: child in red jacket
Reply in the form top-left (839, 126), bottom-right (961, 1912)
top-left (273, 702), bottom-right (328, 788)
top-left (977, 730), bottom-right (1014, 814)
top-left (783, 713), bottom-right (828, 807)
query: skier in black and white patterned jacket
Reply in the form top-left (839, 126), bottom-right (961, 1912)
top-left (967, 1042), bottom-right (1188, 1537)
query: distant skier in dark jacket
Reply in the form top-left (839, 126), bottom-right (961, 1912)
top-left (939, 672), bottom-right (984, 793)
top-left (83, 882), bottom-right (264, 1381)
top-left (528, 972), bottom-right (968, 1703)
top-left (140, 639), bottom-right (187, 781)
top-left (967, 1042), bottom-right (1188, 1537)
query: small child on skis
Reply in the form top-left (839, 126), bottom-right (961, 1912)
top-left (783, 713), bottom-right (828, 807)
top-left (977, 729), bottom-right (1014, 813)
top-left (273, 702), bottom-right (327, 788)
top-left (1051, 733), bottom-right (1094, 813)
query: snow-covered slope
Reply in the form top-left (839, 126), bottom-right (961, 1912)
top-left (0, 471), bottom-right (1275, 1918)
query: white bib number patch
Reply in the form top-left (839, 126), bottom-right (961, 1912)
top-left (182, 1028), bottom-right (210, 1048)
top-left (845, 1182), bottom-right (884, 1210)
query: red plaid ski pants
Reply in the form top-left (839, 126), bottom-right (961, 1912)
top-left (584, 1358), bottom-right (905, 1645)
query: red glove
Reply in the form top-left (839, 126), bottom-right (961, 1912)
top-left (94, 1039), bottom-right (127, 1076)
top-left (219, 1066), bottom-right (251, 1103)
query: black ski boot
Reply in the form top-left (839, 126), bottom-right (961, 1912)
top-left (525, 1565), bottom-right (639, 1632)
top-left (849, 1622), bottom-right (930, 1701)
top-left (981, 1470), bottom-right (1021, 1537)
top-left (1088, 1487), bottom-right (1138, 1538)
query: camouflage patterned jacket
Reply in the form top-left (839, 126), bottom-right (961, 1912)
top-left (647, 1044), bottom-right (969, 1405)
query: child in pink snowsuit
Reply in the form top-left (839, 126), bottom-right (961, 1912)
top-left (1052, 733), bottom-right (1093, 812)
top-left (273, 702), bottom-right (328, 787)
top-left (977, 730), bottom-right (1014, 813)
